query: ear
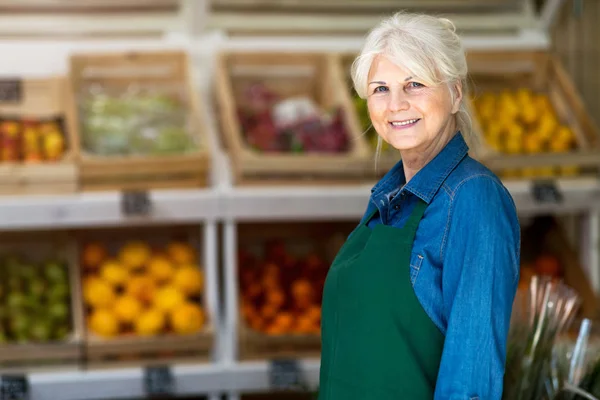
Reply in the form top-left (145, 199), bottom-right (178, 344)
top-left (451, 81), bottom-right (463, 114)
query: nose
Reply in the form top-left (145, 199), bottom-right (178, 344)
top-left (388, 88), bottom-right (409, 112)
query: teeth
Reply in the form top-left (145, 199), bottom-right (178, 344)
top-left (391, 119), bottom-right (418, 126)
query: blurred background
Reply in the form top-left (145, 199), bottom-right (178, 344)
top-left (0, 1), bottom-right (598, 400)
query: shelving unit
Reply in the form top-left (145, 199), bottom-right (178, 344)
top-left (0, 1), bottom-right (597, 400)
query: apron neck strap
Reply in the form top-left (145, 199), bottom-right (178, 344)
top-left (403, 200), bottom-right (428, 232)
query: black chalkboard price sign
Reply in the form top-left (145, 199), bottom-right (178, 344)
top-left (0, 375), bottom-right (29, 400)
top-left (121, 190), bottom-right (152, 217)
top-left (532, 180), bottom-right (563, 205)
top-left (269, 359), bottom-right (306, 391)
top-left (144, 365), bottom-right (174, 397)
top-left (0, 79), bottom-right (22, 103)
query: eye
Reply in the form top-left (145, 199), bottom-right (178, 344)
top-left (406, 82), bottom-right (425, 89)
top-left (373, 85), bottom-right (389, 94)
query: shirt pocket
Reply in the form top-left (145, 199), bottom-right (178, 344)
top-left (409, 253), bottom-right (424, 286)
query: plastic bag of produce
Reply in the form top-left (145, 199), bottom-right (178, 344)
top-left (79, 83), bottom-right (198, 157)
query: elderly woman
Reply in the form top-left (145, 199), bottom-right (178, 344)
top-left (319, 12), bottom-right (520, 400)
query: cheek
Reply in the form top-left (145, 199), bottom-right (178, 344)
top-left (367, 97), bottom-right (387, 123)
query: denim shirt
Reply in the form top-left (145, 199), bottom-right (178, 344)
top-left (361, 132), bottom-right (521, 400)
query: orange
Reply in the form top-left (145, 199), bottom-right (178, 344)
top-left (118, 241), bottom-right (151, 271)
top-left (306, 306), bottom-right (322, 323)
top-left (99, 260), bottom-right (129, 287)
top-left (82, 242), bottom-right (108, 270)
top-left (295, 314), bottom-right (316, 334)
top-left (125, 275), bottom-right (157, 305)
top-left (84, 278), bottom-right (115, 308)
top-left (272, 312), bottom-right (294, 332)
top-left (148, 256), bottom-right (175, 284)
top-left (89, 309), bottom-right (119, 338)
top-left (261, 304), bottom-right (279, 320)
top-left (153, 285), bottom-right (186, 313)
top-left (292, 279), bottom-right (313, 301)
top-left (172, 265), bottom-right (204, 296)
top-left (535, 255), bottom-right (561, 277)
top-left (135, 308), bottom-right (165, 336)
top-left (265, 289), bottom-right (285, 308)
top-left (170, 302), bottom-right (205, 335)
top-left (113, 295), bottom-right (143, 324)
top-left (166, 241), bottom-right (196, 265)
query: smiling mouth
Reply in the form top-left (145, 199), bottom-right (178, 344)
top-left (389, 119), bottom-right (420, 127)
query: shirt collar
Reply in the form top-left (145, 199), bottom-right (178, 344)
top-left (370, 132), bottom-right (469, 204)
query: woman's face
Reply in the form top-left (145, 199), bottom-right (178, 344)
top-left (366, 54), bottom-right (461, 152)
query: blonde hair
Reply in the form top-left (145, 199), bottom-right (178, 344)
top-left (351, 11), bottom-right (477, 158)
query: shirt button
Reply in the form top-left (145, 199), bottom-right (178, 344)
top-left (394, 204), bottom-right (401, 210)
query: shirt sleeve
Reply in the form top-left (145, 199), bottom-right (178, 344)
top-left (434, 175), bottom-right (520, 400)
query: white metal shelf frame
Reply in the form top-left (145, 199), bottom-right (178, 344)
top-left (0, 1), bottom-right (598, 398)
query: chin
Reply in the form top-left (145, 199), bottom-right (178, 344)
top-left (385, 136), bottom-right (421, 151)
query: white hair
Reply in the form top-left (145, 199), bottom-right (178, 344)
top-left (351, 11), bottom-right (476, 156)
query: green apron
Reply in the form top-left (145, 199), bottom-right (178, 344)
top-left (319, 200), bottom-right (445, 399)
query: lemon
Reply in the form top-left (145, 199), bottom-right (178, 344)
top-left (118, 241), bottom-right (151, 271)
top-left (125, 275), bottom-right (157, 305)
top-left (84, 278), bottom-right (115, 308)
top-left (89, 309), bottom-right (119, 338)
top-left (170, 302), bottom-right (205, 335)
top-left (99, 260), bottom-right (129, 287)
top-left (172, 265), bottom-right (204, 296)
top-left (153, 285), bottom-right (186, 313)
top-left (166, 241), bottom-right (196, 265)
top-left (135, 308), bottom-right (165, 336)
top-left (113, 295), bottom-right (143, 324)
top-left (148, 256), bottom-right (175, 284)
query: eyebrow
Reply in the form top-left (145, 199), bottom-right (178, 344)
top-left (368, 76), bottom-right (413, 85)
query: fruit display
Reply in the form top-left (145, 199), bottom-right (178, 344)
top-left (79, 86), bottom-right (199, 157)
top-left (238, 238), bottom-right (328, 336)
top-left (81, 239), bottom-right (206, 339)
top-left (0, 254), bottom-right (72, 344)
top-left (471, 88), bottom-right (579, 178)
top-left (236, 83), bottom-right (350, 154)
top-left (0, 117), bottom-right (67, 163)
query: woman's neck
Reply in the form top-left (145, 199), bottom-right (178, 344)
top-left (400, 126), bottom-right (457, 183)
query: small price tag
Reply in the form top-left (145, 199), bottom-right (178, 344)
top-left (532, 180), bottom-right (563, 204)
top-left (121, 190), bottom-right (152, 217)
top-left (1, 375), bottom-right (29, 400)
top-left (269, 359), bottom-right (305, 391)
top-left (0, 79), bottom-right (21, 103)
top-left (144, 365), bottom-right (174, 397)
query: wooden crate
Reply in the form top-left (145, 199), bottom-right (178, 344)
top-left (68, 50), bottom-right (211, 192)
top-left (467, 51), bottom-right (600, 178)
top-left (0, 231), bottom-right (83, 373)
top-left (214, 51), bottom-right (371, 185)
top-left (237, 221), bottom-right (354, 360)
top-left (76, 225), bottom-right (215, 368)
top-left (520, 216), bottom-right (598, 319)
top-left (0, 77), bottom-right (78, 195)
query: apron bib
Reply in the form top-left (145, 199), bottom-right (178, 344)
top-left (319, 200), bottom-right (445, 399)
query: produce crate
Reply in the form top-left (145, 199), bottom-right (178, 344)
top-left (77, 225), bottom-right (214, 368)
top-left (0, 231), bottom-right (83, 373)
top-left (214, 51), bottom-right (371, 185)
top-left (467, 51), bottom-right (600, 180)
top-left (237, 220), bottom-right (354, 360)
top-left (0, 77), bottom-right (78, 195)
top-left (68, 50), bottom-right (211, 192)
top-left (519, 216), bottom-right (598, 318)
